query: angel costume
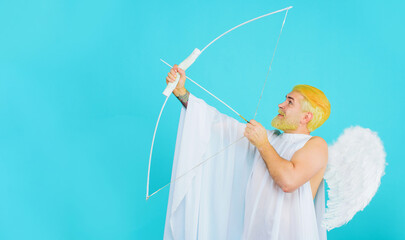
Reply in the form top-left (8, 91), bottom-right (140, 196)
top-left (163, 94), bottom-right (327, 240)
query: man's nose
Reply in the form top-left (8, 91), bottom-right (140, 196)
top-left (278, 102), bottom-right (284, 109)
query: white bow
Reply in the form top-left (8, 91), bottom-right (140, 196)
top-left (147, 6), bottom-right (292, 200)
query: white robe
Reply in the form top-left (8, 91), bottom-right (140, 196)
top-left (164, 94), bottom-right (326, 240)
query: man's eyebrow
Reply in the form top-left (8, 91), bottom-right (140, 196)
top-left (285, 95), bottom-right (295, 102)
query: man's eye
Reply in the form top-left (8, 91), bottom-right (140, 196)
top-left (288, 101), bottom-right (293, 105)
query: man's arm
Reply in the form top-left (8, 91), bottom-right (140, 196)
top-left (258, 136), bottom-right (328, 192)
top-left (244, 120), bottom-right (328, 192)
top-left (173, 87), bottom-right (190, 109)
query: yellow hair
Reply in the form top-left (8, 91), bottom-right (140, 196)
top-left (292, 85), bottom-right (331, 132)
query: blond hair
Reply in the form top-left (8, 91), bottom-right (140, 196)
top-left (292, 85), bottom-right (331, 132)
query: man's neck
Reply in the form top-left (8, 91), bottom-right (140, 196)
top-left (283, 128), bottom-right (311, 135)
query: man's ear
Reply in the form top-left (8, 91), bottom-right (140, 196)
top-left (303, 112), bottom-right (313, 124)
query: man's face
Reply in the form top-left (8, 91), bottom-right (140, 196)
top-left (271, 91), bottom-right (305, 131)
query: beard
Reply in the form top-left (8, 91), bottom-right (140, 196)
top-left (271, 110), bottom-right (300, 131)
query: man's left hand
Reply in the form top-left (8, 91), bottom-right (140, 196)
top-left (244, 119), bottom-right (269, 149)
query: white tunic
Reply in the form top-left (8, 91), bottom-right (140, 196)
top-left (243, 132), bottom-right (324, 240)
top-left (164, 94), bottom-right (326, 240)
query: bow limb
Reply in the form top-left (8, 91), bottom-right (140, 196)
top-left (147, 50), bottom-right (202, 200)
top-left (146, 95), bottom-right (169, 200)
top-left (200, 6), bottom-right (292, 53)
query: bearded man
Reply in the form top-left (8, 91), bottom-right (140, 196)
top-left (163, 65), bottom-right (331, 240)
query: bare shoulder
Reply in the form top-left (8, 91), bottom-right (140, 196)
top-left (293, 136), bottom-right (328, 165)
top-left (307, 136), bottom-right (328, 149)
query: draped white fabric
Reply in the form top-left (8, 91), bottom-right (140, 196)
top-left (164, 94), bottom-right (326, 240)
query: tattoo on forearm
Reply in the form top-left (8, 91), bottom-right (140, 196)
top-left (176, 90), bottom-right (190, 108)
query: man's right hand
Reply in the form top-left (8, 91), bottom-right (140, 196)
top-left (166, 64), bottom-right (187, 96)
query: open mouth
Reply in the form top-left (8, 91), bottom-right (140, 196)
top-left (277, 109), bottom-right (285, 117)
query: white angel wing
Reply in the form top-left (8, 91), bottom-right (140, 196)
top-left (323, 126), bottom-right (387, 230)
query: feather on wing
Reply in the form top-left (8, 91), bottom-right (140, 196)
top-left (323, 126), bottom-right (386, 230)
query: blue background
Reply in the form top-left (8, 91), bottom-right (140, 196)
top-left (0, 0), bottom-right (403, 239)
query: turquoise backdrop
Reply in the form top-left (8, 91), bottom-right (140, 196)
top-left (0, 0), bottom-right (403, 239)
